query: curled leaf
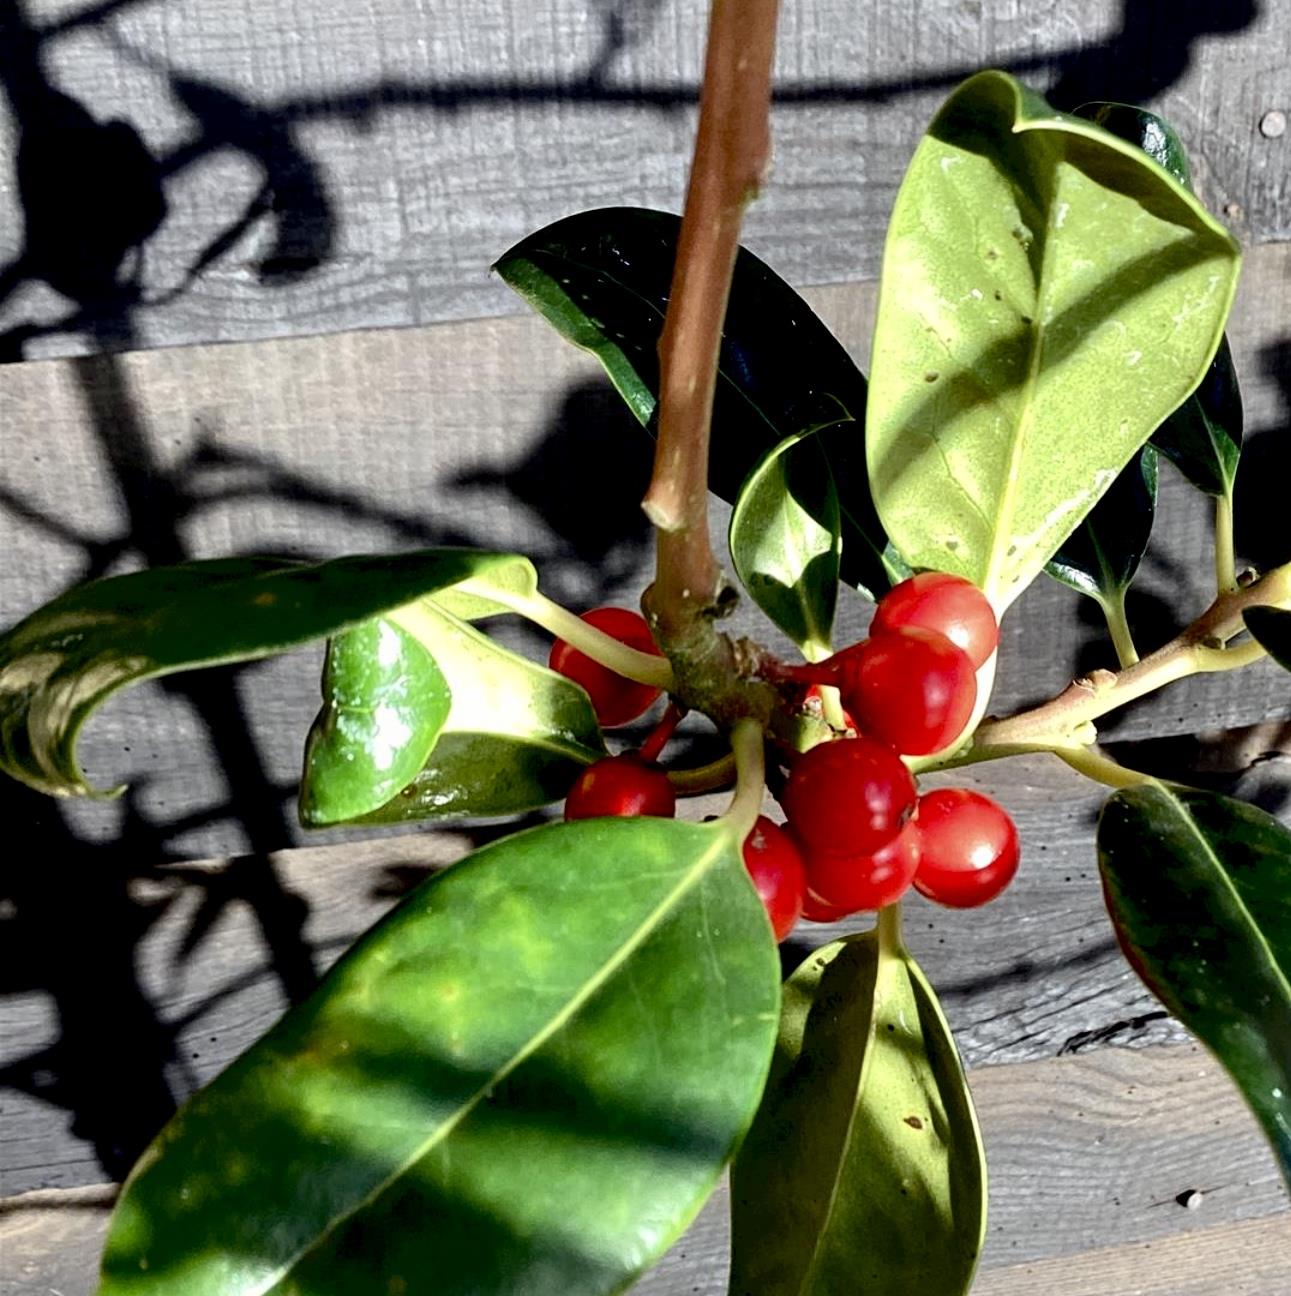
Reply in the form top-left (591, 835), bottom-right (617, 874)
top-left (730, 427), bottom-right (842, 658)
top-left (730, 928), bottom-right (985, 1294)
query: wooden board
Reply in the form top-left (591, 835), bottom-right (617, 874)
top-left (3, 1043), bottom-right (1287, 1294)
top-left (1, 0), bottom-right (1288, 359)
top-left (0, 758), bottom-right (1280, 1198)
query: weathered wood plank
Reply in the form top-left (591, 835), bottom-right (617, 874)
top-left (3, 1045), bottom-right (1286, 1294)
top-left (974, 1214), bottom-right (1291, 1296)
top-left (0, 0), bottom-right (1287, 358)
top-left (0, 758), bottom-right (1280, 1195)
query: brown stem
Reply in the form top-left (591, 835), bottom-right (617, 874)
top-left (976, 560), bottom-right (1291, 750)
top-left (642, 0), bottom-right (780, 624)
top-left (636, 0), bottom-right (783, 733)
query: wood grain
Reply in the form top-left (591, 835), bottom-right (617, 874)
top-left (3, 1045), bottom-right (1286, 1294)
top-left (0, 0), bottom-right (1287, 359)
top-left (975, 1214), bottom-right (1291, 1296)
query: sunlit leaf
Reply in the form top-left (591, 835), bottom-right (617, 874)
top-left (495, 207), bottom-right (904, 598)
top-left (1245, 606), bottom-right (1291, 674)
top-left (866, 71), bottom-right (1240, 609)
top-left (1099, 784), bottom-right (1291, 1188)
top-left (1070, 105), bottom-right (1243, 499)
top-left (730, 927), bottom-right (986, 1294)
top-left (300, 618), bottom-right (451, 826)
top-left (99, 817), bottom-right (781, 1296)
top-left (1046, 443), bottom-right (1158, 602)
top-left (0, 550), bottom-right (527, 798)
top-left (729, 427), bottom-right (842, 658)
top-left (351, 599), bottom-right (604, 823)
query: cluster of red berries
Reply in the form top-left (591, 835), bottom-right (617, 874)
top-left (547, 573), bottom-right (1020, 943)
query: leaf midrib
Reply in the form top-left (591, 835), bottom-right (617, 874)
top-left (794, 936), bottom-right (887, 1296)
top-left (983, 146), bottom-right (1059, 599)
top-left (253, 827), bottom-right (732, 1296)
top-left (1158, 788), bottom-right (1291, 1009)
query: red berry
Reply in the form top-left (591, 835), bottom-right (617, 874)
top-left (800, 821), bottom-right (921, 913)
top-left (912, 788), bottom-right (1019, 908)
top-left (872, 572), bottom-right (998, 669)
top-left (741, 816), bottom-right (806, 941)
top-left (549, 608), bottom-right (663, 728)
top-left (781, 736), bottom-right (917, 858)
top-left (564, 755), bottom-right (675, 821)
top-left (801, 889), bottom-right (853, 923)
top-left (835, 628), bottom-right (976, 756)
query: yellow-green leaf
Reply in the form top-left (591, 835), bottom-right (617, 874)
top-left (730, 926), bottom-right (985, 1294)
top-left (866, 71), bottom-right (1240, 609)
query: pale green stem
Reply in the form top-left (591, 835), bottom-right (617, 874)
top-left (818, 684), bottom-right (847, 730)
top-left (1215, 491), bottom-right (1238, 596)
top-left (1100, 588), bottom-right (1140, 668)
top-left (667, 752), bottom-right (737, 796)
top-left (722, 718), bottom-right (767, 839)
top-left (877, 901), bottom-right (904, 958)
top-left (977, 559), bottom-right (1291, 751)
top-left (1052, 744), bottom-right (1154, 790)
top-left (498, 589), bottom-right (676, 690)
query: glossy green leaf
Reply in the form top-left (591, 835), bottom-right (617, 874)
top-left (1245, 606), bottom-right (1291, 673)
top-left (350, 599), bottom-right (604, 823)
top-left (730, 928), bottom-right (986, 1295)
top-left (1046, 443), bottom-right (1158, 601)
top-left (1099, 784), bottom-right (1291, 1187)
top-left (1070, 106), bottom-right (1244, 499)
top-left (729, 427), bottom-right (842, 658)
top-left (99, 816), bottom-right (783, 1295)
top-left (0, 550), bottom-right (528, 798)
top-left (1151, 334), bottom-right (1244, 498)
top-left (1073, 103), bottom-right (1193, 188)
top-left (299, 618), bottom-right (452, 826)
top-left (866, 70), bottom-right (1240, 609)
top-left (495, 207), bottom-right (905, 599)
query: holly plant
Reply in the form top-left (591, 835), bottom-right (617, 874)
top-left (1, 1), bottom-right (1286, 1292)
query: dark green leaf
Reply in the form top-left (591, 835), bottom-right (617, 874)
top-left (495, 207), bottom-right (904, 598)
top-left (1046, 443), bottom-right (1158, 601)
top-left (1073, 103), bottom-right (1193, 188)
top-left (1151, 334), bottom-right (1244, 498)
top-left (300, 618), bottom-right (452, 826)
top-left (866, 71), bottom-right (1240, 609)
top-left (351, 599), bottom-right (604, 823)
top-left (1099, 784), bottom-right (1291, 1187)
top-left (1070, 106), bottom-right (1244, 498)
top-left (99, 817), bottom-right (782, 1295)
top-left (729, 427), bottom-right (842, 658)
top-left (0, 550), bottom-right (528, 798)
top-left (730, 929), bottom-right (986, 1294)
top-left (1245, 606), bottom-right (1291, 673)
